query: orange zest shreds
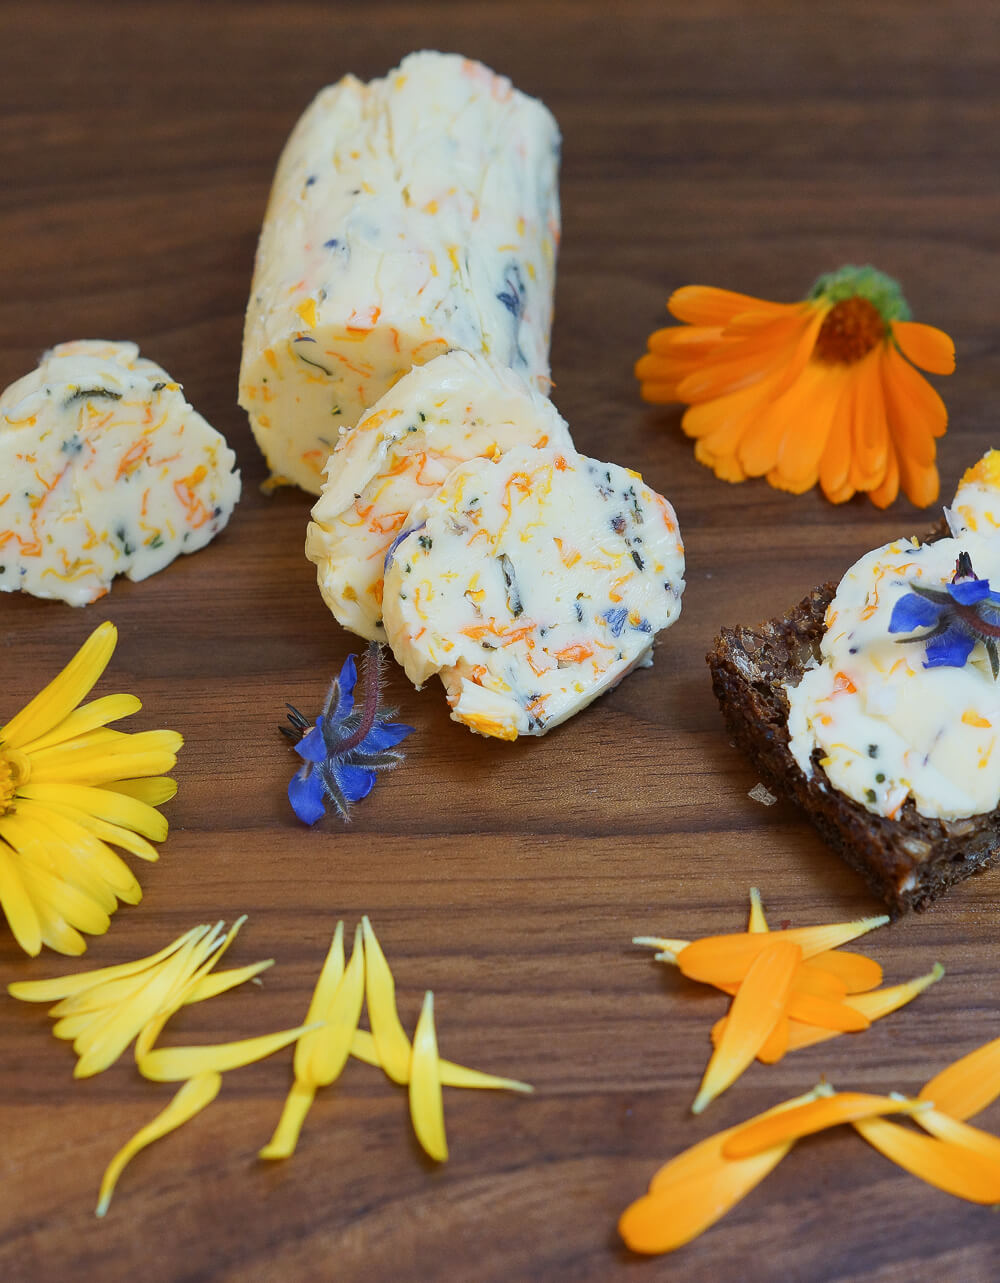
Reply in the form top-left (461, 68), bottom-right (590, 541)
top-left (747, 886), bottom-right (768, 933)
top-left (784, 992), bottom-right (871, 1033)
top-left (636, 267), bottom-right (954, 509)
top-left (722, 1091), bottom-right (929, 1160)
top-left (806, 948), bottom-right (883, 993)
top-left (362, 915), bottom-right (412, 1085)
top-left (95, 1072), bottom-right (222, 1218)
top-left (918, 1034), bottom-right (1000, 1122)
top-left (853, 1116), bottom-right (1000, 1204)
top-left (913, 1108), bottom-right (1000, 1164)
top-left (620, 1087), bottom-right (825, 1254)
top-left (675, 915), bottom-right (888, 986)
top-left (692, 939), bottom-right (801, 1113)
top-left (409, 990), bottom-right (448, 1162)
top-left (349, 1029), bottom-right (532, 1093)
top-left (783, 963), bottom-right (944, 1054)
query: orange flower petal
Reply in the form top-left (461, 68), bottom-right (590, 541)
top-left (692, 939), bottom-right (801, 1113)
top-left (868, 440), bottom-right (900, 509)
top-left (647, 324), bottom-right (726, 356)
top-left (882, 338), bottom-right (948, 437)
top-left (675, 915), bottom-right (888, 987)
top-left (756, 1015), bottom-right (789, 1064)
top-left (848, 350), bottom-right (889, 491)
top-left (667, 286), bottom-right (792, 327)
top-left (784, 963), bottom-right (944, 1053)
top-left (854, 1116), bottom-right (1000, 1204)
top-left (638, 381), bottom-right (682, 405)
top-left (818, 371), bottom-right (856, 499)
top-left (785, 991), bottom-right (870, 1033)
top-left (891, 321), bottom-right (956, 375)
top-left (621, 1088), bottom-right (822, 1254)
top-left (915, 1108), bottom-right (1000, 1164)
top-left (807, 949), bottom-right (883, 993)
top-left (918, 1034), bottom-right (1000, 1122)
top-left (723, 1092), bottom-right (927, 1159)
top-left (880, 347), bottom-right (937, 467)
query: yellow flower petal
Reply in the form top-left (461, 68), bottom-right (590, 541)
top-left (17, 782), bottom-right (168, 842)
top-left (677, 915), bottom-right (889, 986)
top-left (723, 1091), bottom-right (928, 1159)
top-left (362, 916), bottom-right (412, 1085)
top-left (0, 622), bottom-right (117, 751)
top-left (28, 730), bottom-right (182, 786)
top-left (0, 839), bottom-right (43, 956)
top-left (137, 1023), bottom-right (317, 1082)
top-left (292, 921), bottom-right (345, 1081)
top-left (12, 800), bottom-right (144, 897)
top-left (258, 1080), bottom-right (317, 1160)
top-left (854, 1116), bottom-right (1000, 1204)
top-left (95, 1072), bottom-right (221, 1217)
top-left (349, 1028), bottom-right (533, 1093)
top-left (918, 1034), bottom-right (1000, 1122)
top-left (19, 694), bottom-right (142, 755)
top-left (302, 923), bottom-right (365, 1088)
top-left (183, 959), bottom-right (275, 1005)
top-left (692, 938), bottom-right (801, 1113)
top-left (806, 948), bottom-right (883, 993)
top-left (101, 777), bottom-right (177, 806)
top-left (409, 990), bottom-right (447, 1162)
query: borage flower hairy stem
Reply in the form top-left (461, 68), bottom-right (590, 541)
top-left (0, 623), bottom-right (181, 956)
top-left (636, 265), bottom-right (955, 508)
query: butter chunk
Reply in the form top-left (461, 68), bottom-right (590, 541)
top-left (238, 50), bottom-right (561, 494)
top-left (381, 446), bottom-right (686, 739)
top-left (305, 351), bottom-right (572, 641)
top-left (0, 340), bottom-right (241, 605)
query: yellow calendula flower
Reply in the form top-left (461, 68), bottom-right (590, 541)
top-left (0, 622), bottom-right (181, 956)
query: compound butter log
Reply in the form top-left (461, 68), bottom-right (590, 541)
top-left (239, 50), bottom-right (561, 495)
top-left (305, 351), bottom-right (572, 642)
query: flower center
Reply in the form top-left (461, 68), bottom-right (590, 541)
top-left (0, 748), bottom-right (29, 815)
top-left (814, 297), bottom-right (886, 365)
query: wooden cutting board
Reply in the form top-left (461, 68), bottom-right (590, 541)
top-left (1, 3), bottom-right (997, 1280)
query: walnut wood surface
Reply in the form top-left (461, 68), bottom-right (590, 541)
top-left (2, 3), bottom-right (998, 1280)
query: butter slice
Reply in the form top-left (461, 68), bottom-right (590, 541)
top-left (238, 51), bottom-right (561, 494)
top-left (305, 351), bottom-right (572, 641)
top-left (0, 340), bottom-right (240, 606)
top-left (381, 445), bottom-right (686, 739)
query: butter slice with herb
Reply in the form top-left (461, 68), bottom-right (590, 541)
top-left (238, 51), bottom-right (560, 494)
top-left (0, 340), bottom-right (241, 605)
top-left (305, 351), bottom-right (572, 641)
top-left (381, 445), bottom-right (686, 739)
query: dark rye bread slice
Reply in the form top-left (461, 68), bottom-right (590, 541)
top-left (708, 555), bottom-right (1000, 914)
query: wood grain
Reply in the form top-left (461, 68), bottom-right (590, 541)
top-left (1, 2), bottom-right (998, 1280)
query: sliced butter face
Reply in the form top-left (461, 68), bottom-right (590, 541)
top-left (381, 445), bottom-right (686, 739)
top-left (305, 351), bottom-right (572, 641)
top-left (238, 50), bottom-right (561, 494)
top-left (0, 340), bottom-right (240, 606)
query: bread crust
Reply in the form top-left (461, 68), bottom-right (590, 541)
top-left (708, 579), bottom-right (1000, 914)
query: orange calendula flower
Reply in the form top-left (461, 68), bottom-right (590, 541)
top-left (636, 265), bottom-right (955, 508)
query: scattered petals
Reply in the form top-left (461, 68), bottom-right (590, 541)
top-left (0, 622), bottom-right (181, 955)
top-left (362, 915), bottom-right (413, 1085)
top-left (692, 939), bottom-right (801, 1113)
top-left (722, 1091), bottom-right (929, 1159)
top-left (918, 1033), bottom-right (1000, 1121)
top-left (138, 1022), bottom-right (316, 1082)
top-left (853, 1116), bottom-right (1000, 1204)
top-left (410, 990), bottom-right (448, 1162)
top-left (95, 1072), bottom-right (222, 1217)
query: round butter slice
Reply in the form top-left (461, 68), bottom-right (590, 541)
top-left (381, 445), bottom-right (685, 738)
top-left (0, 340), bottom-right (241, 606)
top-left (305, 351), bottom-right (572, 641)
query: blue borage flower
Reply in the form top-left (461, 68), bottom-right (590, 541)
top-left (888, 551), bottom-right (1000, 677)
top-left (283, 642), bottom-right (414, 823)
